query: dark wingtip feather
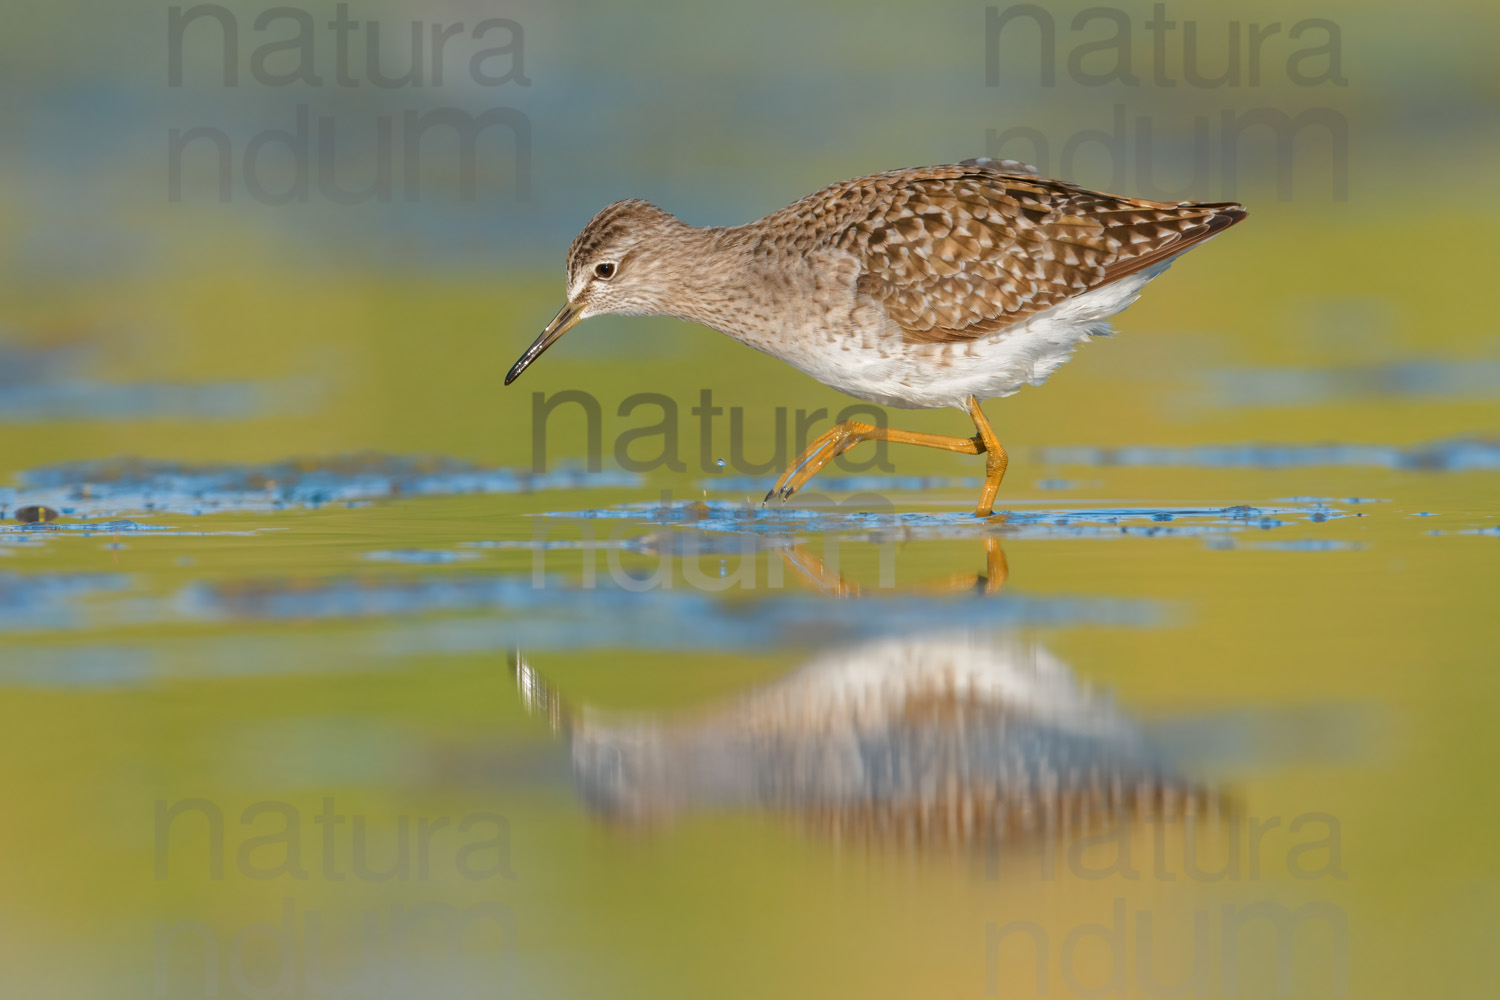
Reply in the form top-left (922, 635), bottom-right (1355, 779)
top-left (1194, 202), bottom-right (1249, 231)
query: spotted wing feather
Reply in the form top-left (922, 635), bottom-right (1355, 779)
top-left (769, 163), bottom-right (1245, 344)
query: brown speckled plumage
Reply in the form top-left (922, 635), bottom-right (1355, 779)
top-left (774, 158), bottom-right (1246, 343)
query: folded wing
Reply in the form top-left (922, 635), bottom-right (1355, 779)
top-left (788, 161), bottom-right (1246, 344)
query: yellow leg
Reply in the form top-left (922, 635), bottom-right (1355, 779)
top-left (764, 396), bottom-right (1008, 516)
top-left (968, 397), bottom-right (1008, 517)
top-left (765, 422), bottom-right (981, 503)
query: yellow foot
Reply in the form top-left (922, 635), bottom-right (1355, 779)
top-left (760, 397), bottom-right (1009, 515)
top-left (764, 421), bottom-right (983, 503)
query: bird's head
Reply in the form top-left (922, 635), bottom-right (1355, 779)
top-left (506, 200), bottom-right (689, 385)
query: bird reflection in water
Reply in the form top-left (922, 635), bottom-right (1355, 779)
top-left (511, 540), bottom-right (1217, 855)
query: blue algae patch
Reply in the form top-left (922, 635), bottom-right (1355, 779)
top-left (1039, 439), bottom-right (1500, 471)
top-left (364, 549), bottom-right (479, 564)
top-left (0, 647), bottom-right (155, 687)
top-left (176, 574), bottom-right (1159, 631)
top-left (0, 572), bottom-right (131, 632)
top-left (465, 532), bottom-right (795, 556)
top-left (0, 519), bottom-right (177, 534)
top-left (0, 521), bottom-right (255, 545)
top-left (0, 378), bottom-right (313, 422)
top-left (541, 499), bottom-right (1351, 541)
top-left (177, 575), bottom-right (550, 621)
top-left (1198, 361), bottom-right (1500, 407)
top-left (0, 342), bottom-right (319, 423)
top-left (0, 590), bottom-right (1163, 686)
top-left (7, 454), bottom-right (641, 516)
top-left (462, 538), bottom-right (632, 551)
top-left (1242, 539), bottom-right (1364, 552)
top-left (703, 474), bottom-right (983, 494)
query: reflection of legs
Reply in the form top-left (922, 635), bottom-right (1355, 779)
top-left (968, 397), bottom-right (1008, 517)
top-left (779, 536), bottom-right (1010, 597)
top-left (779, 544), bottom-right (862, 597)
top-left (766, 424), bottom-right (981, 503)
top-left (981, 536), bottom-right (1009, 594)
top-left (764, 396), bottom-right (1009, 517)
top-left (920, 535), bottom-right (1010, 595)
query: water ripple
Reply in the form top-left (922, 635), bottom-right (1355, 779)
top-left (5, 454), bottom-right (640, 516)
top-left (542, 499), bottom-right (1353, 540)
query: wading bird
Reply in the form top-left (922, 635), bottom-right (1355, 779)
top-left (506, 159), bottom-right (1245, 514)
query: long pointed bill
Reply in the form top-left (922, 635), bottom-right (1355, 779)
top-left (505, 302), bottom-right (583, 385)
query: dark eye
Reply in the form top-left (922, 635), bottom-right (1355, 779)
top-left (594, 262), bottom-right (616, 279)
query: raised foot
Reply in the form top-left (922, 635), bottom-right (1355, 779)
top-left (764, 423), bottom-right (871, 503)
top-left (759, 399), bottom-right (1008, 513)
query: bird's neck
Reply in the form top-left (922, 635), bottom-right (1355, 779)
top-left (652, 223), bottom-right (805, 347)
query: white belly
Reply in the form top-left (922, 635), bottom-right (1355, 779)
top-left (776, 262), bottom-right (1173, 410)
